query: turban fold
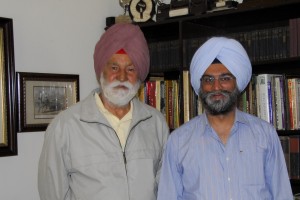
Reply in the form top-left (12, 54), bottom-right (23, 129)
top-left (93, 23), bottom-right (150, 81)
top-left (190, 37), bottom-right (252, 95)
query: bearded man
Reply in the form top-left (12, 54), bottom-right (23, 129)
top-left (157, 37), bottom-right (293, 200)
top-left (38, 23), bottom-right (169, 200)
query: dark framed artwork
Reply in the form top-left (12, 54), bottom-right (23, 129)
top-left (17, 72), bottom-right (79, 132)
top-left (0, 17), bottom-right (17, 157)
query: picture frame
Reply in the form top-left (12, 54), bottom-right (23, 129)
top-left (17, 72), bottom-right (79, 132)
top-left (0, 17), bottom-right (17, 157)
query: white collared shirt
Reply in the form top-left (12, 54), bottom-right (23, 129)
top-left (94, 93), bottom-right (133, 151)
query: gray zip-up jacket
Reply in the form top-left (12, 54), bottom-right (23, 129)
top-left (38, 90), bottom-right (169, 200)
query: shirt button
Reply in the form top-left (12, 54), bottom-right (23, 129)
top-left (226, 157), bottom-right (229, 161)
top-left (228, 177), bottom-right (231, 182)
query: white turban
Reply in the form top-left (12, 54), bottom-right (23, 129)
top-left (190, 37), bottom-right (252, 95)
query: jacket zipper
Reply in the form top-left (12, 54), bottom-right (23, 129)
top-left (123, 151), bottom-right (127, 165)
top-left (112, 129), bottom-right (128, 174)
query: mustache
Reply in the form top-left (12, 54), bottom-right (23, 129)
top-left (205, 90), bottom-right (231, 98)
top-left (108, 81), bottom-right (133, 89)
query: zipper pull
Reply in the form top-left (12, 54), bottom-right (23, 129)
top-left (123, 151), bottom-right (127, 164)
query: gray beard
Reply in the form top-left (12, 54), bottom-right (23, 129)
top-left (199, 87), bottom-right (239, 115)
top-left (99, 74), bottom-right (141, 107)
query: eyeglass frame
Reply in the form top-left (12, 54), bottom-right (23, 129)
top-left (200, 73), bottom-right (236, 86)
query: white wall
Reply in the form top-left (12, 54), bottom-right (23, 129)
top-left (0, 1), bottom-right (122, 199)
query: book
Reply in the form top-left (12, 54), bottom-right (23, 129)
top-left (256, 74), bottom-right (275, 124)
top-left (197, 97), bottom-right (204, 115)
top-left (165, 80), bottom-right (174, 129)
top-left (297, 18), bottom-right (300, 56)
top-left (173, 80), bottom-right (180, 128)
top-left (289, 18), bottom-right (298, 57)
top-left (296, 78), bottom-right (300, 129)
top-left (255, 75), bottom-right (261, 118)
top-left (148, 77), bottom-right (165, 112)
top-left (183, 70), bottom-right (190, 122)
top-left (237, 89), bottom-right (248, 113)
top-left (146, 80), bottom-right (156, 109)
top-left (280, 136), bottom-right (290, 177)
top-left (169, 7), bottom-right (189, 17)
top-left (155, 80), bottom-right (161, 112)
top-left (290, 135), bottom-right (300, 179)
top-left (249, 76), bottom-right (257, 116)
top-left (273, 75), bottom-right (285, 130)
top-left (160, 80), bottom-right (166, 117)
top-left (287, 78), bottom-right (299, 130)
top-left (137, 83), bottom-right (146, 103)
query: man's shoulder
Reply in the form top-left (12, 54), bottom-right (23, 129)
top-left (50, 93), bottom-right (94, 124)
top-left (238, 110), bottom-right (275, 128)
top-left (237, 110), bottom-right (278, 143)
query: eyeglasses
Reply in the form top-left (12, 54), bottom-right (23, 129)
top-left (200, 74), bottom-right (236, 86)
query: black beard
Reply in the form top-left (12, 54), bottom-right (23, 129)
top-left (199, 88), bottom-right (239, 115)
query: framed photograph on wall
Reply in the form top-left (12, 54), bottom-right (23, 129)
top-left (0, 17), bottom-right (17, 157)
top-left (17, 72), bottom-right (79, 132)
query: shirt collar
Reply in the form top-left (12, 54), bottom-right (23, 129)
top-left (203, 108), bottom-right (250, 139)
top-left (203, 108), bottom-right (249, 126)
top-left (94, 93), bottom-right (133, 121)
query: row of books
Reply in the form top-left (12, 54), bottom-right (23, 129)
top-left (184, 26), bottom-right (290, 65)
top-left (139, 72), bottom-right (300, 132)
top-left (137, 78), bottom-right (180, 129)
top-left (232, 26), bottom-right (290, 62)
top-left (181, 71), bottom-right (300, 131)
top-left (148, 40), bottom-right (180, 73)
top-left (238, 74), bottom-right (300, 131)
top-left (280, 136), bottom-right (300, 180)
top-left (182, 71), bottom-right (204, 123)
top-left (148, 25), bottom-right (292, 72)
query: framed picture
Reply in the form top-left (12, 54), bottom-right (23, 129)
top-left (17, 72), bottom-right (79, 132)
top-left (0, 17), bottom-right (17, 157)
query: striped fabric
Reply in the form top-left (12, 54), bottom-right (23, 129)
top-left (157, 109), bottom-right (293, 200)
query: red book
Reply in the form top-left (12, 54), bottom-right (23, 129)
top-left (165, 80), bottom-right (174, 129)
top-left (146, 81), bottom-right (156, 108)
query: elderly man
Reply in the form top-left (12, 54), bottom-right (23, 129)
top-left (38, 23), bottom-right (169, 200)
top-left (157, 37), bottom-right (293, 199)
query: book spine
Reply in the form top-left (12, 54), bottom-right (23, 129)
top-left (166, 80), bottom-right (174, 129)
top-left (173, 80), bottom-right (180, 128)
top-left (256, 74), bottom-right (271, 123)
top-left (267, 79), bottom-right (274, 125)
top-left (289, 18), bottom-right (298, 57)
top-left (279, 136), bottom-right (290, 177)
top-left (155, 80), bottom-right (161, 112)
top-left (183, 71), bottom-right (190, 123)
top-left (287, 79), bottom-right (295, 130)
top-left (274, 76), bottom-right (285, 130)
top-left (137, 82), bottom-right (146, 103)
top-left (295, 78), bottom-right (300, 129)
top-left (279, 76), bottom-right (286, 130)
top-left (297, 18), bottom-right (300, 56)
top-left (160, 81), bottom-right (166, 118)
top-left (290, 135), bottom-right (300, 179)
top-left (146, 81), bottom-right (156, 109)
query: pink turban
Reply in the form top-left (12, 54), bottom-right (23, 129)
top-left (93, 23), bottom-right (150, 81)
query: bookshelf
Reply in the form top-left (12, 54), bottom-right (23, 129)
top-left (137, 0), bottom-right (300, 194)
